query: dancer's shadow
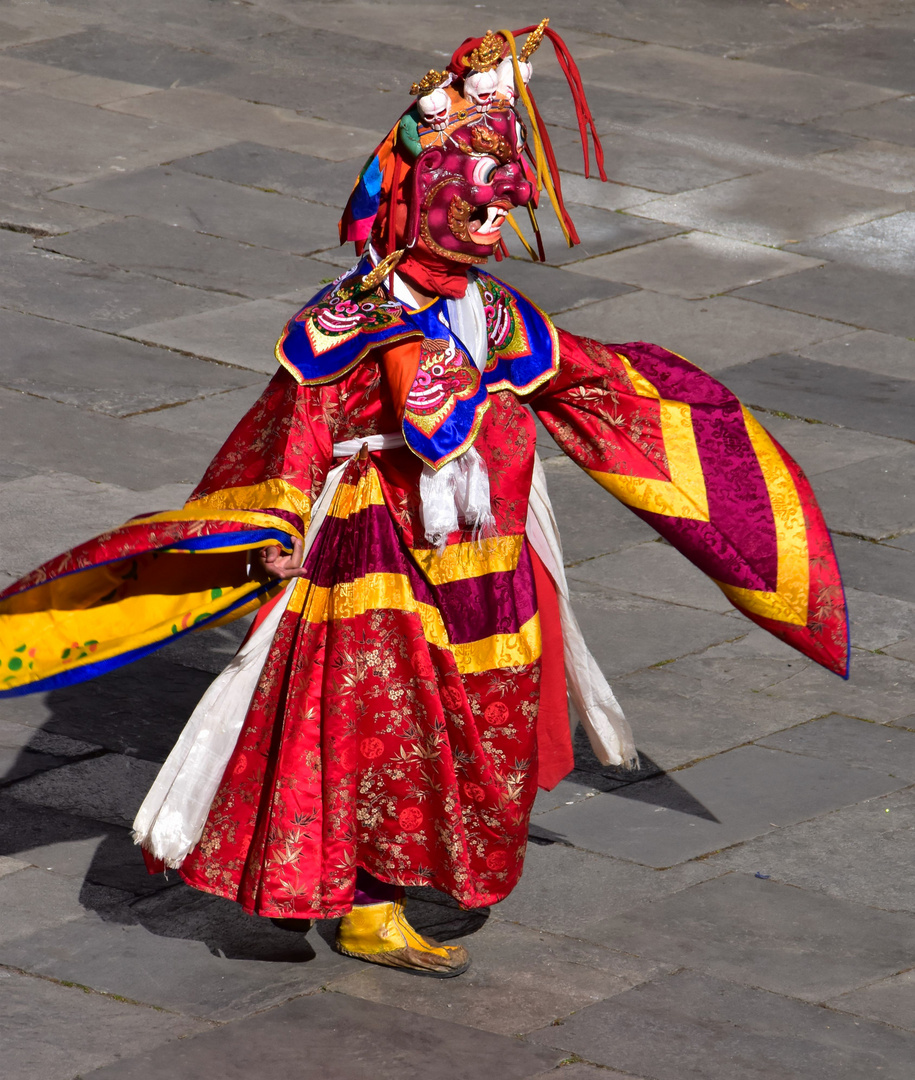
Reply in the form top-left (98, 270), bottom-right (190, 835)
top-left (0, 625), bottom-right (488, 961)
top-left (533, 722), bottom-right (720, 826)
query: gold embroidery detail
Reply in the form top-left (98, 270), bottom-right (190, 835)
top-left (446, 194), bottom-right (473, 243)
top-left (360, 249), bottom-right (405, 292)
top-left (461, 125), bottom-right (513, 162)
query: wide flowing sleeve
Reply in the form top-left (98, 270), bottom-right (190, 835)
top-left (0, 370), bottom-right (335, 698)
top-left (529, 328), bottom-right (849, 678)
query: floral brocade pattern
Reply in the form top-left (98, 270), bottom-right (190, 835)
top-left (179, 452), bottom-right (541, 916)
top-left (180, 608), bottom-right (540, 915)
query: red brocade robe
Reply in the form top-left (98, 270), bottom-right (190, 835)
top-left (0, 273), bottom-right (848, 919)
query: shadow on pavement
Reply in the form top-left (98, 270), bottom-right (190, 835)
top-left (0, 635), bottom-right (489, 961)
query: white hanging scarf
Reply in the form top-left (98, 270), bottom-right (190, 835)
top-left (379, 249), bottom-right (496, 549)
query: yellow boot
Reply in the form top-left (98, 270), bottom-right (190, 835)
top-left (335, 898), bottom-right (470, 978)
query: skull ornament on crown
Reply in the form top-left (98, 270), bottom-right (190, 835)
top-left (339, 19), bottom-right (606, 296)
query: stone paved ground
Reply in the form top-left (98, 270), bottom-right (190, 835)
top-left (1, 1), bottom-right (913, 1077)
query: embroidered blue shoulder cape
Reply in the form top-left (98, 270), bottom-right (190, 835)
top-left (275, 260), bottom-right (558, 469)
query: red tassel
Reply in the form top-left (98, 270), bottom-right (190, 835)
top-left (511, 23), bottom-right (608, 185)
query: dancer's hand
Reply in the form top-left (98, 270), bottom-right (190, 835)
top-left (253, 537), bottom-right (306, 581)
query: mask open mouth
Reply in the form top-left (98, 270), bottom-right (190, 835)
top-left (467, 202), bottom-right (510, 245)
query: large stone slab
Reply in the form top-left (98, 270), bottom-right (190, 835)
top-left (677, 648), bottom-right (911, 725)
top-left (529, 1068), bottom-right (636, 1080)
top-left (538, 456), bottom-right (657, 563)
top-left (887, 638), bottom-right (915, 665)
top-left (0, 307), bottom-right (253, 416)
top-left (554, 291), bottom-right (844, 372)
top-left (801, 146), bottom-right (915, 197)
top-left (492, 842), bottom-right (719, 938)
top-left (828, 970), bottom-right (915, 1033)
top-left (1, 54), bottom-right (82, 91)
top-left (0, 12), bottom-right (90, 56)
top-left (127, 383), bottom-right (266, 440)
top-left (579, 872), bottom-right (915, 1002)
top-left (534, 76), bottom-right (694, 136)
top-left (125, 298), bottom-right (294, 372)
top-left (37, 219), bottom-right (333, 300)
top-left (34, 72), bottom-right (157, 107)
top-left (635, 108), bottom-right (856, 168)
top-left (0, 248), bottom-right (237, 332)
top-left (295, 2), bottom-right (616, 57)
top-left (78, 0), bottom-right (289, 53)
top-left (169, 141), bottom-right (358, 207)
top-left (193, 40), bottom-right (428, 134)
top-left (633, 167), bottom-right (906, 247)
top-left (1, 967), bottom-right (208, 1080)
top-left (0, 794), bottom-right (171, 898)
top-left (566, 230), bottom-right (821, 300)
top-left (567, 541), bottom-right (733, 614)
top-left (757, 713), bottom-right (915, 781)
top-left (841, 588), bottom-right (915, 652)
top-left (0, 865), bottom-right (129, 946)
top-left (104, 88), bottom-right (380, 162)
top-left (557, 171), bottom-right (660, 212)
top-left (805, 450), bottom-right (915, 540)
top-left (600, 650), bottom-right (821, 770)
top-left (0, 854), bottom-right (30, 876)
top-left (733, 264), bottom-right (915, 338)
top-left (0, 228), bottom-right (37, 255)
top-left (193, 22), bottom-right (435, 131)
top-left (8, 753), bottom-right (160, 829)
top-left (832, 535), bottom-right (915, 604)
top-left (574, 44), bottom-right (899, 123)
top-left (530, 744), bottom-right (904, 868)
top-left (10, 28), bottom-right (234, 88)
top-left (0, 744), bottom-right (71, 785)
top-left (756, 412), bottom-right (909, 475)
top-left (527, 970), bottom-right (915, 1080)
top-left (0, 718), bottom-right (99, 785)
top-left (83, 989), bottom-right (563, 1079)
top-left (704, 785), bottom-right (915, 913)
top-left (569, 583), bottom-right (736, 679)
top-left (0, 653), bottom-right (213, 759)
top-left (800, 330), bottom-right (915, 382)
top-left (0, 387), bottom-right (221, 488)
top-left (714, 354), bottom-right (915, 439)
top-left (551, 126), bottom-right (749, 194)
top-left (0, 164), bottom-right (116, 235)
top-left (748, 27), bottom-right (915, 94)
top-left (825, 95), bottom-right (915, 147)
top-left (0, 903), bottom-right (350, 1022)
top-left (0, 89), bottom-right (231, 184)
top-left (492, 259), bottom-right (634, 316)
top-left (325, 918), bottom-right (665, 1036)
top-left (0, 473), bottom-right (193, 577)
top-left (50, 168), bottom-right (342, 255)
top-left (502, 203), bottom-right (681, 266)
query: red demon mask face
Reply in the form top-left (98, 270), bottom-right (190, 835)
top-left (406, 111), bottom-right (534, 265)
